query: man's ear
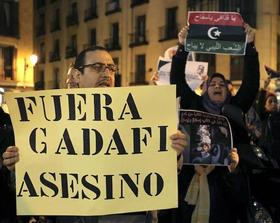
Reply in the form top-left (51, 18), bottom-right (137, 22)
top-left (67, 68), bottom-right (81, 88)
top-left (72, 68), bottom-right (81, 83)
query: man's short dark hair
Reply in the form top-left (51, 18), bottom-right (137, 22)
top-left (74, 46), bottom-right (108, 73)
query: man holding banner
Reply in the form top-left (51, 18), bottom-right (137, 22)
top-left (2, 46), bottom-right (187, 223)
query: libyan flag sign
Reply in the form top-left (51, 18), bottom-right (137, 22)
top-left (185, 12), bottom-right (247, 55)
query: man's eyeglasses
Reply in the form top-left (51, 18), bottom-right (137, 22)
top-left (79, 62), bottom-right (117, 73)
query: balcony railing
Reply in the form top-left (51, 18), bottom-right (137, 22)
top-left (129, 81), bottom-right (149, 86)
top-left (83, 43), bottom-right (95, 49)
top-left (66, 13), bottom-right (79, 27)
top-left (131, 0), bottom-right (149, 7)
top-left (104, 38), bottom-right (121, 51)
top-left (34, 81), bottom-right (45, 90)
top-left (105, 1), bottom-right (121, 15)
top-left (49, 51), bottom-right (60, 62)
top-left (0, 1), bottom-right (19, 37)
top-left (38, 55), bottom-right (46, 64)
top-left (129, 31), bottom-right (148, 47)
top-left (84, 8), bottom-right (98, 21)
top-left (128, 72), bottom-right (148, 85)
top-left (36, 26), bottom-right (46, 37)
top-left (50, 20), bottom-right (60, 32)
top-left (50, 80), bottom-right (60, 89)
top-left (65, 46), bottom-right (77, 58)
top-left (0, 27), bottom-right (19, 38)
top-left (36, 0), bottom-right (45, 9)
top-left (0, 71), bottom-right (14, 81)
top-left (158, 24), bottom-right (179, 41)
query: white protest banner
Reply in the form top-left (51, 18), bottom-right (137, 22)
top-left (6, 85), bottom-right (178, 215)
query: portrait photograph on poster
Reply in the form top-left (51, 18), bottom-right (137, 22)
top-left (179, 109), bottom-right (233, 166)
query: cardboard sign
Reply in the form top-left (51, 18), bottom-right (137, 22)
top-left (6, 85), bottom-right (178, 216)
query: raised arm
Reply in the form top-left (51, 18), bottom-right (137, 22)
top-left (232, 24), bottom-right (260, 113)
top-left (170, 26), bottom-right (200, 109)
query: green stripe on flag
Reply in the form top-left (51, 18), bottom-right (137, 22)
top-left (185, 39), bottom-right (246, 55)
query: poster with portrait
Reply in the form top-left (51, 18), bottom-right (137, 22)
top-left (185, 61), bottom-right (208, 91)
top-left (179, 109), bottom-right (233, 166)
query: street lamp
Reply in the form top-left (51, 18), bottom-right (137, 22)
top-left (24, 54), bottom-right (38, 88)
top-left (29, 54), bottom-right (38, 66)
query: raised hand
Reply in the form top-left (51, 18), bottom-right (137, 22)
top-left (178, 26), bottom-right (189, 45)
top-left (150, 72), bottom-right (159, 85)
top-left (244, 23), bottom-right (256, 43)
top-left (228, 148), bottom-right (239, 172)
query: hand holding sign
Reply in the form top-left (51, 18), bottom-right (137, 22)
top-left (170, 130), bottom-right (187, 156)
top-left (178, 26), bottom-right (188, 45)
top-left (244, 23), bottom-right (256, 43)
top-left (228, 148), bottom-right (239, 172)
top-left (2, 146), bottom-right (19, 172)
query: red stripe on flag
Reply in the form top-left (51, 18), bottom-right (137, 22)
top-left (188, 12), bottom-right (244, 26)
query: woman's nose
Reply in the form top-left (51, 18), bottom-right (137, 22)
top-left (214, 83), bottom-right (221, 88)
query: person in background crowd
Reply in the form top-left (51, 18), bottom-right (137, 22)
top-left (256, 76), bottom-right (280, 162)
top-left (257, 77), bottom-right (278, 117)
top-left (245, 103), bottom-right (262, 144)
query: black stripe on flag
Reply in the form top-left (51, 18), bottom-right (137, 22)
top-left (188, 24), bottom-right (245, 42)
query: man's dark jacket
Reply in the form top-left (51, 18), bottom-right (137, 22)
top-left (0, 107), bottom-right (16, 222)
